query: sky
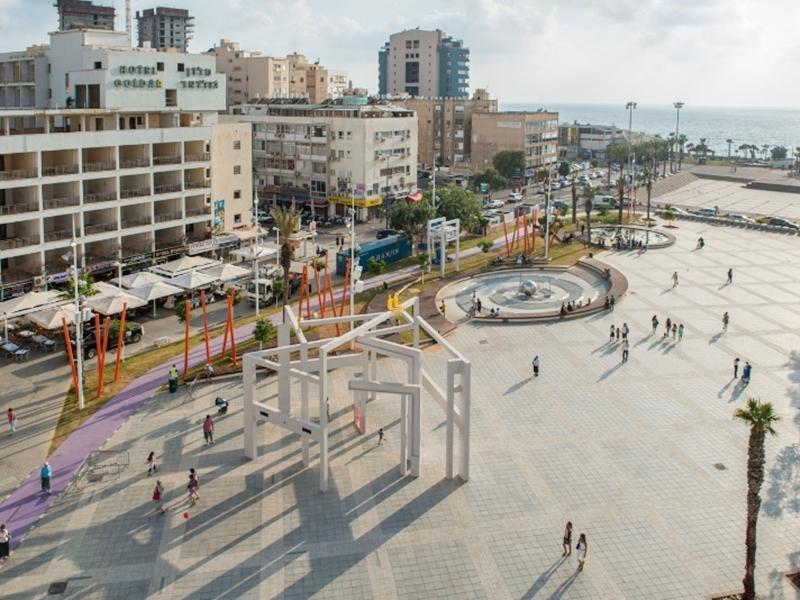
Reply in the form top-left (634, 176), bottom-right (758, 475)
top-left (3, 0), bottom-right (800, 108)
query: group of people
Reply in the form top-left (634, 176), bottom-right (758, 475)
top-left (562, 522), bottom-right (588, 571)
top-left (609, 323), bottom-right (632, 362)
top-left (651, 316), bottom-right (685, 341)
top-left (559, 298), bottom-right (590, 316)
top-left (149, 465), bottom-right (202, 516)
top-left (733, 357), bottom-right (753, 385)
top-left (602, 295), bottom-right (616, 310)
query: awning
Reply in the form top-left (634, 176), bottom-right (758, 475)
top-left (128, 281), bottom-right (184, 302)
top-left (230, 245), bottom-right (278, 261)
top-left (110, 272), bottom-right (167, 289)
top-left (85, 293), bottom-right (147, 316)
top-left (199, 263), bottom-right (252, 282)
top-left (328, 195), bottom-right (383, 208)
top-left (26, 306), bottom-right (75, 330)
top-left (0, 290), bottom-right (63, 318)
top-left (169, 271), bottom-right (218, 290)
top-left (149, 256), bottom-right (221, 278)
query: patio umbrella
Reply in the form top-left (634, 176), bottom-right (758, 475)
top-left (85, 292), bottom-right (146, 316)
top-left (128, 281), bottom-right (184, 318)
top-left (169, 271), bottom-right (218, 291)
top-left (200, 263), bottom-right (252, 282)
top-left (0, 290), bottom-right (63, 339)
top-left (230, 245), bottom-right (277, 261)
top-left (150, 256), bottom-right (220, 278)
top-left (25, 305), bottom-right (75, 330)
top-left (110, 272), bottom-right (167, 290)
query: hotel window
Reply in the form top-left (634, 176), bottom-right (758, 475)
top-left (233, 140), bottom-right (241, 150)
top-left (233, 165), bottom-right (241, 175)
top-left (234, 190), bottom-right (241, 199)
top-left (234, 213), bottom-right (242, 223)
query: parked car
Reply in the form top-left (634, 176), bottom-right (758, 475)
top-left (591, 195), bottom-right (615, 210)
top-left (376, 229), bottom-right (398, 240)
top-left (74, 321), bottom-right (145, 360)
top-left (664, 206), bottom-right (690, 216)
top-left (726, 213), bottom-right (755, 224)
top-left (694, 208), bottom-right (718, 217)
top-left (507, 192), bottom-right (523, 203)
top-left (485, 199), bottom-right (505, 209)
top-left (768, 217), bottom-right (800, 230)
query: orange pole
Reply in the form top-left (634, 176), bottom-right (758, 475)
top-left (311, 260), bottom-right (323, 314)
top-left (219, 296), bottom-right (230, 360)
top-left (501, 214), bottom-right (512, 257)
top-left (113, 304), bottom-right (127, 382)
top-left (93, 312), bottom-right (102, 372)
top-left (303, 265), bottom-right (312, 319)
top-left (200, 290), bottom-right (211, 364)
top-left (338, 259), bottom-right (351, 320)
top-left (227, 294), bottom-right (237, 366)
top-left (62, 317), bottom-right (79, 395)
top-left (97, 315), bottom-right (111, 398)
top-left (183, 299), bottom-right (190, 376)
top-left (325, 270), bottom-right (340, 336)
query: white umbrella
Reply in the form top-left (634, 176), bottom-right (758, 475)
top-left (169, 271), bottom-right (218, 291)
top-left (85, 293), bottom-right (147, 316)
top-left (110, 272), bottom-right (167, 289)
top-left (0, 290), bottom-right (64, 339)
top-left (129, 281), bottom-right (184, 318)
top-left (230, 245), bottom-right (277, 261)
top-left (26, 306), bottom-right (75, 330)
top-left (150, 256), bottom-right (220, 278)
top-left (93, 281), bottom-right (125, 298)
top-left (200, 263), bottom-right (252, 282)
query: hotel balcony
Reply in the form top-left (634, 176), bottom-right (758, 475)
top-left (0, 152), bottom-right (38, 181)
top-left (43, 214), bottom-right (79, 243)
top-left (121, 204), bottom-right (152, 230)
top-left (185, 206), bottom-right (211, 218)
top-left (119, 144), bottom-right (150, 169)
top-left (153, 142), bottom-right (182, 166)
top-left (0, 185), bottom-right (38, 217)
top-left (154, 171), bottom-right (183, 196)
top-left (0, 218), bottom-right (39, 250)
top-left (41, 149), bottom-right (79, 177)
top-left (83, 208), bottom-right (118, 237)
top-left (120, 174), bottom-right (151, 200)
top-left (43, 181), bottom-right (80, 210)
top-left (83, 176), bottom-right (118, 205)
top-left (82, 147), bottom-right (116, 173)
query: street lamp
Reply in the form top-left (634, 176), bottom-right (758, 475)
top-left (63, 216), bottom-right (84, 410)
top-left (349, 186), bottom-right (356, 331)
top-left (626, 101), bottom-right (637, 205)
top-left (673, 102), bottom-right (684, 171)
top-left (252, 186), bottom-right (260, 316)
top-left (544, 163), bottom-right (552, 260)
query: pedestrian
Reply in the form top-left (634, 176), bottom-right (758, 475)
top-left (609, 324), bottom-right (616, 342)
top-left (476, 298), bottom-right (482, 314)
top-left (146, 451), bottom-right (158, 476)
top-left (672, 271), bottom-right (679, 287)
top-left (622, 323), bottom-right (629, 341)
top-left (622, 339), bottom-right (629, 363)
top-left (609, 296), bottom-right (615, 309)
top-left (7, 407), bottom-right (16, 435)
top-left (562, 521), bottom-right (573, 557)
top-left (168, 364), bottom-right (179, 394)
top-left (742, 361), bottom-right (752, 384)
top-left (678, 323), bottom-right (684, 341)
top-left (651, 315), bottom-right (659, 334)
top-left (0, 523), bottom-right (10, 563)
top-left (671, 323), bottom-right (677, 339)
top-left (152, 480), bottom-right (166, 515)
top-left (727, 268), bottom-right (733, 284)
top-left (733, 357), bottom-right (740, 379)
top-left (187, 474), bottom-right (199, 505)
top-left (203, 415), bottom-right (214, 446)
top-left (722, 311), bottom-right (730, 331)
top-left (378, 427), bottom-right (385, 445)
top-left (532, 355), bottom-right (540, 377)
top-left (189, 468), bottom-right (200, 489)
top-left (576, 533), bottom-right (588, 571)
top-left (664, 318), bottom-right (672, 338)
top-left (616, 326), bottom-right (621, 341)
top-left (40, 462), bottom-right (52, 494)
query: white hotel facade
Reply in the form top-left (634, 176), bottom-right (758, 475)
top-left (0, 29), bottom-right (251, 297)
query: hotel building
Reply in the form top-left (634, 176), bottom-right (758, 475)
top-left (0, 28), bottom-right (250, 297)
top-left (471, 110), bottom-right (559, 171)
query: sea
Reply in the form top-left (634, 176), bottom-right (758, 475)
top-left (501, 102), bottom-right (800, 156)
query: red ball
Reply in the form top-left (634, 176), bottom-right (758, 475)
top-left (183, 512), bottom-right (189, 519)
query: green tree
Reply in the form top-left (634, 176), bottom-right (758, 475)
top-left (417, 252), bottom-right (430, 282)
top-left (616, 174), bottom-right (626, 224)
top-left (433, 184), bottom-right (483, 233)
top-left (270, 206), bottom-right (300, 308)
top-left (388, 197), bottom-right (434, 255)
top-left (795, 147), bottom-right (800, 173)
top-left (253, 317), bottom-right (276, 350)
top-left (63, 272), bottom-right (98, 299)
top-left (492, 150), bottom-right (525, 179)
top-left (109, 318), bottom-right (132, 339)
top-left (173, 299), bottom-right (188, 323)
top-left (557, 161), bottom-right (571, 178)
top-left (479, 239), bottom-right (493, 266)
top-left (771, 146), bottom-right (788, 161)
top-left (583, 184), bottom-right (595, 247)
top-left (734, 399), bottom-right (780, 600)
top-left (677, 134), bottom-right (688, 170)
top-left (726, 138), bottom-right (734, 158)
top-left (473, 168), bottom-right (507, 191)
top-left (607, 142), bottom-right (628, 184)
top-left (643, 167), bottom-right (654, 226)
top-left (367, 256), bottom-right (387, 275)
top-left (569, 172), bottom-right (578, 224)
top-left (661, 204), bottom-right (676, 225)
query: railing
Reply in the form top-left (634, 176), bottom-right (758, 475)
top-left (43, 196), bottom-right (79, 210)
top-left (185, 207), bottom-right (210, 217)
top-left (44, 229), bottom-right (73, 242)
top-left (84, 223), bottom-right (118, 235)
top-left (154, 213), bottom-right (181, 223)
top-left (0, 268), bottom-right (37, 284)
top-left (184, 180), bottom-right (210, 190)
top-left (153, 155), bottom-right (182, 166)
top-left (0, 202), bottom-right (38, 216)
top-left (122, 217), bottom-right (151, 229)
top-left (155, 239), bottom-right (184, 251)
top-left (119, 157), bottom-right (150, 169)
top-left (121, 243), bottom-right (153, 258)
top-left (0, 236), bottom-right (39, 250)
top-left (84, 191), bottom-right (117, 203)
top-left (83, 161), bottom-right (116, 173)
top-left (185, 153), bottom-right (210, 162)
top-left (42, 164), bottom-right (80, 176)
top-left (0, 168), bottom-right (38, 180)
top-left (154, 183), bottom-right (182, 194)
top-left (120, 187), bottom-right (151, 199)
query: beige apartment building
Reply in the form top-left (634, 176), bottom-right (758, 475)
top-left (207, 40), bottom-right (347, 107)
top-left (471, 111), bottom-right (559, 172)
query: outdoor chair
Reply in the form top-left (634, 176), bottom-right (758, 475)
top-left (14, 347), bottom-right (29, 362)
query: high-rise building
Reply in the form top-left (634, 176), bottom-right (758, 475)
top-left (136, 7), bottom-right (194, 53)
top-left (230, 97), bottom-right (417, 221)
top-left (0, 28), bottom-right (251, 297)
top-left (471, 111), bottom-right (560, 171)
top-left (55, 0), bottom-right (116, 32)
top-left (378, 28), bottom-right (469, 97)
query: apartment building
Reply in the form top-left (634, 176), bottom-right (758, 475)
top-left (387, 88), bottom-right (497, 169)
top-left (230, 97), bottom-right (417, 221)
top-left (0, 28), bottom-right (251, 297)
top-left (287, 54), bottom-right (348, 103)
top-left (378, 28), bottom-right (469, 97)
top-left (136, 7), bottom-right (194, 52)
top-left (558, 122), bottom-right (627, 162)
top-left (56, 0), bottom-right (116, 31)
top-left (471, 111), bottom-right (559, 171)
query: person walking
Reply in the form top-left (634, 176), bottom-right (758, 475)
top-left (727, 268), bottom-right (733, 284)
top-left (616, 326), bottom-right (621, 341)
top-left (733, 357), bottom-right (740, 379)
top-left (152, 480), bottom-right (166, 515)
top-left (0, 523), bottom-right (10, 563)
top-left (378, 427), bottom-right (385, 445)
top-left (672, 271), bottom-right (679, 287)
top-left (622, 323), bottom-right (629, 341)
top-left (678, 323), bottom-right (684, 341)
top-left (202, 415), bottom-right (214, 446)
top-left (168, 364), bottom-right (179, 394)
top-left (7, 408), bottom-right (16, 436)
top-left (671, 323), bottom-right (677, 339)
top-left (576, 533), bottom-right (588, 571)
top-left (742, 361), bottom-right (752, 384)
top-left (532, 355), bottom-right (540, 377)
top-left (40, 462), bottom-right (52, 494)
top-left (609, 324), bottom-right (616, 342)
top-left (722, 312), bottom-right (730, 331)
top-left (187, 474), bottom-right (199, 505)
top-left (189, 468), bottom-right (200, 490)
top-left (622, 339), bottom-right (629, 363)
top-left (562, 522), bottom-right (573, 557)
top-left (146, 452), bottom-right (158, 477)
top-left (476, 298), bottom-right (482, 314)
top-left (651, 315), bottom-right (659, 335)
top-left (664, 317), bottom-right (672, 339)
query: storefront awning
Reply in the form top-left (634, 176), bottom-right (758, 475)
top-left (328, 195), bottom-right (383, 208)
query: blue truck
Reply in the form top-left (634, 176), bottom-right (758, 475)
top-left (336, 235), bottom-right (412, 276)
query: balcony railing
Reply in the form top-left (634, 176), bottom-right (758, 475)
top-left (84, 191), bottom-right (117, 203)
top-left (120, 187), bottom-right (151, 199)
top-left (0, 235), bottom-right (39, 250)
top-left (0, 202), bottom-right (38, 216)
top-left (185, 207), bottom-right (210, 217)
top-left (83, 161), bottom-right (116, 173)
top-left (0, 168), bottom-right (38, 180)
top-left (84, 223), bottom-right (118, 235)
top-left (185, 153), bottom-right (210, 162)
top-left (154, 213), bottom-right (181, 223)
top-left (1, 268), bottom-right (38, 285)
top-left (184, 180), bottom-right (210, 190)
top-left (155, 238), bottom-right (184, 251)
top-left (121, 243), bottom-right (153, 258)
top-left (42, 164), bottom-right (80, 176)
top-left (153, 155), bottom-right (182, 166)
top-left (154, 183), bottom-right (182, 194)
top-left (43, 196), bottom-right (79, 210)
top-left (119, 157), bottom-right (150, 169)
top-left (44, 229), bottom-right (73, 243)
top-left (122, 217), bottom-right (152, 229)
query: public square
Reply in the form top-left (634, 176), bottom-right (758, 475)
top-left (1, 218), bottom-right (799, 599)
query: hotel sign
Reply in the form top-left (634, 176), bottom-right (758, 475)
top-left (114, 65), bottom-right (162, 88)
top-left (181, 67), bottom-right (219, 89)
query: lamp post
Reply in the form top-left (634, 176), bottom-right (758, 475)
top-left (544, 163), bottom-right (552, 260)
top-left (115, 245), bottom-right (122, 289)
top-left (66, 216), bottom-right (84, 410)
top-left (673, 101), bottom-right (684, 171)
top-left (626, 101), bottom-right (637, 208)
top-left (349, 187), bottom-right (356, 331)
top-left (252, 186), bottom-right (260, 316)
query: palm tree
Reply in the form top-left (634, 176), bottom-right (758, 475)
top-left (726, 138), bottom-right (734, 158)
top-left (583, 184), bottom-right (595, 247)
top-left (643, 167), bottom-right (653, 225)
top-left (761, 144), bottom-right (770, 161)
top-left (734, 398), bottom-right (780, 600)
top-left (569, 171), bottom-right (578, 225)
top-left (270, 206), bottom-right (300, 309)
top-left (616, 173), bottom-right (626, 224)
top-left (668, 132), bottom-right (677, 172)
top-left (794, 147), bottom-right (800, 174)
top-left (677, 134), bottom-right (688, 170)
top-left (685, 142), bottom-right (695, 164)
top-left (738, 143), bottom-right (749, 159)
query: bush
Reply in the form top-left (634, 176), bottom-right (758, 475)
top-left (367, 256), bottom-right (387, 275)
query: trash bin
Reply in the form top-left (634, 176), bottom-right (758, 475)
top-left (169, 378), bottom-right (178, 393)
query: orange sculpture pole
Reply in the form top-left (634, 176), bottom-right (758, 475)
top-left (97, 315), bottom-right (111, 398)
top-left (113, 304), bottom-right (127, 383)
top-left (62, 318), bottom-right (79, 395)
top-left (227, 293), bottom-right (238, 366)
top-left (200, 290), bottom-right (211, 364)
top-left (183, 299), bottom-right (190, 376)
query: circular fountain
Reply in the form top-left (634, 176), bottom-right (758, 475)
top-left (590, 225), bottom-right (674, 249)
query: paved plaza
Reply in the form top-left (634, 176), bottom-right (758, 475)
top-left (1, 218), bottom-right (800, 598)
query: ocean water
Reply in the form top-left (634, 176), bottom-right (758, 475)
top-left (501, 102), bottom-right (800, 156)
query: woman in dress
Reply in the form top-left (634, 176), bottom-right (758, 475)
top-left (562, 522), bottom-right (572, 557)
top-left (576, 533), bottom-right (588, 571)
top-left (152, 481), bottom-right (165, 515)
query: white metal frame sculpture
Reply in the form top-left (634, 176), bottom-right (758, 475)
top-left (243, 297), bottom-right (471, 492)
top-left (426, 217), bottom-right (461, 277)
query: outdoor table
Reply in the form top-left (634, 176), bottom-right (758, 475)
top-left (13, 347), bottom-right (29, 361)
top-left (2, 342), bottom-right (19, 357)
top-left (16, 329), bottom-right (34, 339)
top-left (32, 335), bottom-right (56, 351)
